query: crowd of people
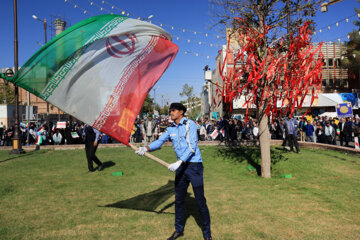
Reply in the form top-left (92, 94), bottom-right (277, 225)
top-left (0, 113), bottom-right (359, 149)
top-left (0, 121), bottom-right (116, 146)
top-left (131, 114), bottom-right (360, 149)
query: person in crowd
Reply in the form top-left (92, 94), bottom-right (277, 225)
top-left (330, 119), bottom-right (338, 145)
top-left (298, 118), bottom-right (306, 142)
top-left (315, 123), bottom-right (326, 143)
top-left (135, 103), bottom-right (212, 240)
top-left (206, 120), bottom-right (215, 141)
top-left (252, 122), bottom-right (259, 144)
top-left (305, 120), bottom-right (315, 142)
top-left (4, 126), bottom-right (14, 146)
top-left (143, 115), bottom-right (158, 144)
top-left (324, 121), bottom-right (336, 144)
top-left (235, 119), bottom-right (243, 141)
top-left (159, 120), bottom-right (168, 136)
top-left (243, 122), bottom-right (252, 141)
top-left (0, 122), bottom-right (5, 142)
top-left (78, 124), bottom-right (86, 143)
top-left (53, 129), bottom-right (63, 145)
top-left (312, 120), bottom-right (318, 143)
top-left (72, 124), bottom-right (82, 144)
top-left (278, 119), bottom-right (287, 146)
top-left (133, 120), bottom-right (142, 143)
top-left (65, 122), bottom-right (73, 144)
top-left (101, 133), bottom-right (110, 144)
top-left (199, 121), bottom-right (207, 141)
top-left (345, 117), bottom-right (354, 147)
top-left (228, 119), bottom-right (237, 142)
top-left (354, 117), bottom-right (360, 145)
top-left (338, 117), bottom-right (352, 147)
top-left (273, 119), bottom-right (283, 140)
top-left (284, 114), bottom-right (300, 153)
top-left (269, 121), bottom-right (277, 139)
top-left (218, 116), bottom-right (229, 142)
top-left (84, 124), bottom-right (104, 172)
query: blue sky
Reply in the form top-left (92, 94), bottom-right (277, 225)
top-left (0, 0), bottom-right (359, 105)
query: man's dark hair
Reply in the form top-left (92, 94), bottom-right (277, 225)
top-left (169, 103), bottom-right (187, 114)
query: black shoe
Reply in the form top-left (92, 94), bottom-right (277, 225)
top-left (167, 231), bottom-right (184, 240)
top-left (204, 238), bottom-right (212, 240)
top-left (97, 164), bottom-right (104, 171)
top-left (88, 169), bottom-right (96, 173)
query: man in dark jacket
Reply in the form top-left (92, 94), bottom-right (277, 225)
top-left (284, 115), bottom-right (300, 153)
top-left (338, 118), bottom-right (352, 147)
top-left (85, 125), bottom-right (103, 172)
top-left (143, 115), bottom-right (158, 143)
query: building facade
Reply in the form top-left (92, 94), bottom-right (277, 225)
top-left (201, 36), bottom-right (360, 118)
top-left (320, 41), bottom-right (359, 93)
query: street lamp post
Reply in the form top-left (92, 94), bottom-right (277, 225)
top-left (32, 15), bottom-right (47, 44)
top-left (10, 0), bottom-right (25, 154)
top-left (32, 14), bottom-right (49, 116)
top-left (321, 0), bottom-right (344, 12)
top-left (141, 15), bottom-right (154, 21)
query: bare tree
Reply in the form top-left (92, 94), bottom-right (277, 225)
top-left (179, 84), bottom-right (195, 112)
top-left (211, 0), bottom-right (324, 178)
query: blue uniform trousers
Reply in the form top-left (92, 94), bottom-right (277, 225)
top-left (175, 162), bottom-right (211, 238)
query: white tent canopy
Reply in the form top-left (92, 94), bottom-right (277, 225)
top-left (233, 93), bottom-right (356, 109)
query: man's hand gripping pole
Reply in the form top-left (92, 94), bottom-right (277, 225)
top-left (129, 143), bottom-right (169, 168)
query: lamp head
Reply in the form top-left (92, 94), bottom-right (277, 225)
top-left (4, 68), bottom-right (14, 78)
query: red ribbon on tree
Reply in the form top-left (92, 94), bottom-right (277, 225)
top-left (216, 19), bottom-right (324, 121)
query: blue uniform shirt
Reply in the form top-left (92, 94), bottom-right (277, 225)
top-left (148, 117), bottom-right (202, 163)
top-left (93, 128), bottom-right (101, 142)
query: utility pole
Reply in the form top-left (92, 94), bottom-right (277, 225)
top-left (10, 0), bottom-right (25, 154)
top-left (32, 15), bottom-right (49, 116)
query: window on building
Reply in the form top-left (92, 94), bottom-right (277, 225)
top-left (329, 79), bottom-right (334, 87)
top-left (341, 79), bottom-right (348, 88)
top-left (335, 79), bottom-right (340, 87)
top-left (328, 59), bottom-right (333, 67)
top-left (323, 58), bottom-right (327, 66)
top-left (322, 79), bottom-right (327, 87)
top-left (335, 58), bottom-right (341, 67)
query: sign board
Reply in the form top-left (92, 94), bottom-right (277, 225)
top-left (212, 112), bottom-right (219, 120)
top-left (336, 102), bottom-right (353, 118)
top-left (204, 70), bottom-right (212, 80)
top-left (56, 121), bottom-right (67, 129)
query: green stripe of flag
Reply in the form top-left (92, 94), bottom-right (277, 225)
top-left (3, 14), bottom-right (127, 98)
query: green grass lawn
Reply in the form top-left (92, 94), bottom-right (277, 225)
top-left (0, 145), bottom-right (359, 240)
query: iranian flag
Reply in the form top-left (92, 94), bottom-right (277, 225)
top-left (220, 128), bottom-right (225, 137)
top-left (210, 129), bottom-right (219, 140)
top-left (1, 15), bottom-right (178, 145)
top-left (35, 132), bottom-right (43, 146)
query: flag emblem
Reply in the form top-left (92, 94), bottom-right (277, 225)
top-left (118, 108), bottom-right (136, 131)
top-left (106, 33), bottom-right (137, 58)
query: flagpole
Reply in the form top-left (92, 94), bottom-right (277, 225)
top-left (129, 143), bottom-right (169, 167)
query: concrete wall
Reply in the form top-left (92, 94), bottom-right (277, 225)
top-left (0, 104), bottom-right (25, 129)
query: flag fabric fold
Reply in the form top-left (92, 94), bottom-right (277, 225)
top-left (1, 14), bottom-right (178, 145)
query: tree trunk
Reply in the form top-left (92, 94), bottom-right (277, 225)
top-left (258, 110), bottom-right (271, 178)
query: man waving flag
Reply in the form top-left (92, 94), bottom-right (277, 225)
top-left (1, 14), bottom-right (178, 145)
